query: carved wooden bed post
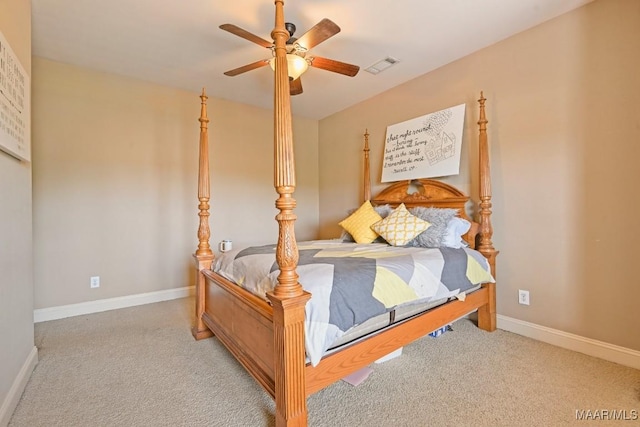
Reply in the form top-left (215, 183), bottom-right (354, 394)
top-left (266, 1), bottom-right (311, 426)
top-left (363, 129), bottom-right (371, 201)
top-left (476, 92), bottom-right (498, 332)
top-left (192, 89), bottom-right (215, 340)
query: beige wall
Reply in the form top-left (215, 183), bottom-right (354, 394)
top-left (23, 0), bottom-right (639, 369)
top-left (319, 0), bottom-right (640, 352)
top-left (32, 58), bottom-right (319, 308)
top-left (0, 0), bottom-right (34, 424)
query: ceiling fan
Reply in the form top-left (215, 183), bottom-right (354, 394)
top-left (219, 18), bottom-right (360, 95)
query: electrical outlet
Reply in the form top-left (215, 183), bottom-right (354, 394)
top-left (518, 289), bottom-right (530, 305)
top-left (90, 276), bottom-right (100, 288)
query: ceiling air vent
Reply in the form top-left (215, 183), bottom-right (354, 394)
top-left (365, 57), bottom-right (400, 75)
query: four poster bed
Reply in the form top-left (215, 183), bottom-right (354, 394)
top-left (191, 2), bottom-right (497, 426)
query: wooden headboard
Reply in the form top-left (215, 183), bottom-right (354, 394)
top-left (370, 178), bottom-right (478, 247)
top-left (360, 94), bottom-right (493, 249)
top-left (369, 178), bottom-right (479, 248)
top-left (371, 178), bottom-right (470, 214)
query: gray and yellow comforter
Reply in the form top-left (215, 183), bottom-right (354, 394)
top-left (214, 240), bottom-right (494, 366)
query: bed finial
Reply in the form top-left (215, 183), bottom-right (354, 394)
top-left (196, 88), bottom-right (212, 257)
top-left (363, 129), bottom-right (371, 202)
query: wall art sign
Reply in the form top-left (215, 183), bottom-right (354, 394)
top-left (0, 29), bottom-right (30, 161)
top-left (381, 103), bottom-right (465, 183)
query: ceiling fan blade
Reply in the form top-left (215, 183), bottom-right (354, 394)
top-left (309, 56), bottom-right (360, 77)
top-left (290, 77), bottom-right (303, 96)
top-left (219, 24), bottom-right (272, 48)
top-left (295, 18), bottom-right (340, 50)
top-left (223, 59), bottom-right (270, 76)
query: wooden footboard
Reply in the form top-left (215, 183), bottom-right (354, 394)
top-left (198, 268), bottom-right (495, 401)
top-left (201, 270), bottom-right (277, 396)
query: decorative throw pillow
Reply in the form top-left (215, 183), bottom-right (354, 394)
top-left (341, 204), bottom-right (393, 243)
top-left (442, 217), bottom-right (471, 248)
top-left (406, 207), bottom-right (458, 248)
top-left (338, 200), bottom-right (383, 244)
top-left (371, 203), bottom-right (431, 246)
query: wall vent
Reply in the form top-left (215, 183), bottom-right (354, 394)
top-left (365, 57), bottom-right (400, 74)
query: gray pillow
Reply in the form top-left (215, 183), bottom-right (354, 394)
top-left (406, 207), bottom-right (458, 248)
top-left (341, 204), bottom-right (393, 243)
top-left (373, 204), bottom-right (394, 218)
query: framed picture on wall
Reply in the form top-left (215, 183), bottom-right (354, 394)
top-left (382, 103), bottom-right (465, 183)
top-left (0, 29), bottom-right (31, 162)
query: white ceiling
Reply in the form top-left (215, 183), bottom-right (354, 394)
top-left (32, 0), bottom-right (592, 120)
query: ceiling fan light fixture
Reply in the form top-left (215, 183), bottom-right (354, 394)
top-left (269, 54), bottom-right (309, 81)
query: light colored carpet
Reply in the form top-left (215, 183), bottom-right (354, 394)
top-left (9, 297), bottom-right (640, 427)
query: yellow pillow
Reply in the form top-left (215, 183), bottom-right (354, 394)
top-left (339, 200), bottom-right (383, 244)
top-left (371, 203), bottom-right (431, 246)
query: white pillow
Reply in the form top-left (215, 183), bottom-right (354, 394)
top-left (442, 217), bottom-right (471, 248)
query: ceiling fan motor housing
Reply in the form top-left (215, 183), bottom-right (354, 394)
top-left (285, 22), bottom-right (297, 44)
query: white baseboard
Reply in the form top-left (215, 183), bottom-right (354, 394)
top-left (34, 286), bottom-right (194, 323)
top-left (0, 346), bottom-right (38, 427)
top-left (497, 314), bottom-right (640, 370)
